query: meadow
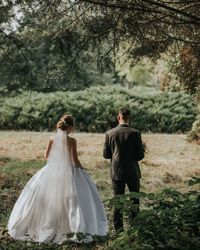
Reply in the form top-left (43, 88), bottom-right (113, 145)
top-left (0, 131), bottom-right (199, 249)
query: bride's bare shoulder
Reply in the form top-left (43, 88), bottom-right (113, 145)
top-left (50, 135), bottom-right (55, 141)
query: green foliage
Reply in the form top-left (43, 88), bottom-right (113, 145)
top-left (0, 1), bottom-right (115, 94)
top-left (0, 33), bottom-right (106, 93)
top-left (129, 62), bottom-right (155, 87)
top-left (189, 114), bottom-right (200, 141)
top-left (0, 86), bottom-right (196, 132)
top-left (1, 0), bottom-right (200, 98)
top-left (108, 181), bottom-right (200, 250)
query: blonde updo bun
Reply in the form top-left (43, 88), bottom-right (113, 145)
top-left (57, 115), bottom-right (74, 131)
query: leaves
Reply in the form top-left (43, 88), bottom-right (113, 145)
top-left (0, 86), bottom-right (196, 132)
top-left (107, 180), bottom-right (200, 250)
top-left (188, 177), bottom-right (200, 186)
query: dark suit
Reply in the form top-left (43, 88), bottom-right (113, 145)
top-left (103, 124), bottom-right (144, 231)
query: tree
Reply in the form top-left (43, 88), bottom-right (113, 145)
top-left (0, 0), bottom-right (114, 92)
top-left (1, 1), bottom-right (200, 92)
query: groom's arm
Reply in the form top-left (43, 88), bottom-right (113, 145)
top-left (134, 131), bottom-right (145, 161)
top-left (103, 133), bottom-right (112, 159)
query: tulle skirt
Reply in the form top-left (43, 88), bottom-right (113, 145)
top-left (8, 164), bottom-right (108, 243)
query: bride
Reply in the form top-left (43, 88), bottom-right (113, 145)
top-left (8, 115), bottom-right (108, 243)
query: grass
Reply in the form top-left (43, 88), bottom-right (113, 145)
top-left (0, 131), bottom-right (199, 249)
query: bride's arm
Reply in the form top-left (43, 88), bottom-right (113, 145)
top-left (45, 137), bottom-right (53, 160)
top-left (71, 139), bottom-right (83, 169)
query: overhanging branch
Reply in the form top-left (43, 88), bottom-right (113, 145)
top-left (78, 0), bottom-right (200, 25)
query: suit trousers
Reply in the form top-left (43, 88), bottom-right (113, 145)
top-left (112, 177), bottom-right (140, 232)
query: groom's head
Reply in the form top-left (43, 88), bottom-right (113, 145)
top-left (118, 108), bottom-right (131, 124)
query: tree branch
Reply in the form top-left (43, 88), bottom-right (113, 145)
top-left (79, 0), bottom-right (200, 25)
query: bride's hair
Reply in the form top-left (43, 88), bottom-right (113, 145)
top-left (57, 115), bottom-right (74, 131)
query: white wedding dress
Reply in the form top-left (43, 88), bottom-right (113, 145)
top-left (8, 129), bottom-right (108, 243)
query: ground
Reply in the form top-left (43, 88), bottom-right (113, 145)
top-left (0, 132), bottom-right (199, 249)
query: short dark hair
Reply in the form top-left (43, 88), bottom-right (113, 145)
top-left (119, 108), bottom-right (131, 120)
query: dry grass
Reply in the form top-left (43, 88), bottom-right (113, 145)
top-left (0, 131), bottom-right (199, 193)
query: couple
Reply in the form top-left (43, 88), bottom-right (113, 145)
top-left (8, 108), bottom-right (145, 243)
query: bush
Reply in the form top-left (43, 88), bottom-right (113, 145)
top-left (189, 113), bottom-right (200, 142)
top-left (108, 178), bottom-right (200, 250)
top-left (0, 86), bottom-right (197, 132)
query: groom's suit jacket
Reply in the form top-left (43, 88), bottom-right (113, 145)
top-left (103, 124), bottom-right (144, 181)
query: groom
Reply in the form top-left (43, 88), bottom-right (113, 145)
top-left (103, 108), bottom-right (145, 232)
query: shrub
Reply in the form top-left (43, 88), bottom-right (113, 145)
top-left (0, 86), bottom-right (197, 132)
top-left (189, 113), bottom-right (200, 142)
top-left (108, 178), bottom-right (200, 250)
